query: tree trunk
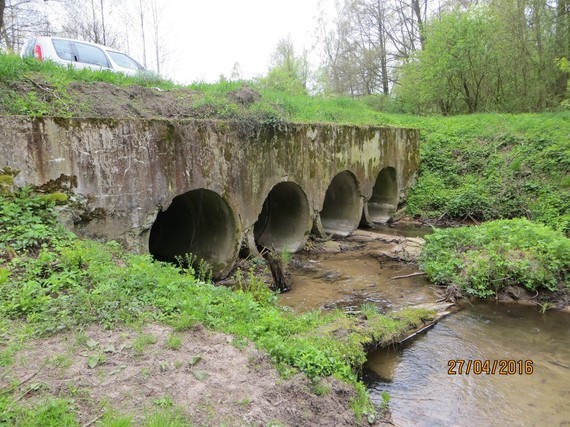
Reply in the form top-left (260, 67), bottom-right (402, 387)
top-left (411, 0), bottom-right (425, 50)
top-left (376, 0), bottom-right (390, 94)
top-left (0, 0), bottom-right (5, 44)
top-left (139, 0), bottom-right (147, 67)
top-left (100, 0), bottom-right (106, 46)
top-left (555, 0), bottom-right (570, 97)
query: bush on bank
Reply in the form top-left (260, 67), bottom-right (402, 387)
top-left (420, 219), bottom-right (570, 298)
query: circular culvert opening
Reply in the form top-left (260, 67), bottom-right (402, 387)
top-left (320, 171), bottom-right (362, 236)
top-left (254, 182), bottom-right (310, 252)
top-left (368, 166), bottom-right (399, 223)
top-left (149, 189), bottom-right (239, 279)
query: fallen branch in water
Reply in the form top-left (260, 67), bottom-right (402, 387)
top-left (390, 272), bottom-right (426, 280)
top-left (264, 249), bottom-right (291, 293)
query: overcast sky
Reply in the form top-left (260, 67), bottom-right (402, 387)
top-left (157, 0), bottom-right (332, 84)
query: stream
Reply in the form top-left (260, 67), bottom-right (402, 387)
top-left (279, 224), bottom-right (570, 426)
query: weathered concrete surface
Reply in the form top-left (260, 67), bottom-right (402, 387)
top-left (0, 116), bottom-right (420, 277)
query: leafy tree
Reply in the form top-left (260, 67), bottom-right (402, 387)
top-left (398, 7), bottom-right (499, 114)
top-left (488, 0), bottom-right (562, 111)
top-left (262, 36), bottom-right (309, 95)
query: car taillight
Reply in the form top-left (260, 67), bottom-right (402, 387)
top-left (34, 44), bottom-right (43, 60)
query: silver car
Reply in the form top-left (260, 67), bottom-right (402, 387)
top-left (20, 36), bottom-right (146, 76)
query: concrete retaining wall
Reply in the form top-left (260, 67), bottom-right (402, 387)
top-left (0, 117), bottom-right (420, 277)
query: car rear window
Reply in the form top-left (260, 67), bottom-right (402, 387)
top-left (74, 42), bottom-right (110, 68)
top-left (52, 39), bottom-right (75, 61)
top-left (106, 51), bottom-right (143, 71)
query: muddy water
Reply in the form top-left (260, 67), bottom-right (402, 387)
top-left (279, 222), bottom-right (436, 312)
top-left (280, 244), bottom-right (436, 312)
top-left (365, 302), bottom-right (570, 426)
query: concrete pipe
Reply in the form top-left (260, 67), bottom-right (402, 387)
top-left (367, 166), bottom-right (399, 223)
top-left (254, 181), bottom-right (311, 252)
top-left (320, 170), bottom-right (362, 236)
top-left (149, 189), bottom-right (239, 279)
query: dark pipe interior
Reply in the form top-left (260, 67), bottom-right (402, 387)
top-left (254, 182), bottom-right (310, 252)
top-left (368, 166), bottom-right (399, 223)
top-left (320, 170), bottom-right (361, 236)
top-left (149, 189), bottom-right (238, 278)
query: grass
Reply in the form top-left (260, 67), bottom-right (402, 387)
top-left (133, 333), bottom-right (158, 354)
top-left (166, 333), bottom-right (182, 350)
top-left (0, 395), bottom-right (194, 427)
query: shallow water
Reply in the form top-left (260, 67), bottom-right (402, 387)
top-left (280, 244), bottom-right (436, 313)
top-left (365, 302), bottom-right (570, 426)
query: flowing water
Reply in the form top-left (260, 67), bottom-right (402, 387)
top-left (280, 223), bottom-right (570, 426)
top-left (365, 303), bottom-right (570, 426)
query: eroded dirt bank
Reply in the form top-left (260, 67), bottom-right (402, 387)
top-left (1, 323), bottom-right (362, 426)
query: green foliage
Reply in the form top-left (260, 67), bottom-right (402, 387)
top-left (234, 268), bottom-right (277, 305)
top-left (133, 333), bottom-right (158, 354)
top-left (397, 2), bottom-right (565, 114)
top-left (143, 409), bottom-right (190, 427)
top-left (176, 253), bottom-right (212, 283)
top-left (349, 381), bottom-right (378, 424)
top-left (166, 333), bottom-right (182, 350)
top-left (0, 187), bottom-right (75, 257)
top-left (398, 7), bottom-right (499, 114)
top-left (404, 112), bottom-right (570, 232)
top-left (420, 219), bottom-right (570, 297)
top-left (559, 57), bottom-right (570, 109)
top-left (0, 174), bottom-right (14, 194)
top-left (259, 37), bottom-right (308, 95)
top-left (260, 67), bottom-right (307, 95)
top-left (0, 397), bottom-right (79, 426)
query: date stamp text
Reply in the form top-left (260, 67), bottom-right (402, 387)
top-left (447, 359), bottom-right (533, 375)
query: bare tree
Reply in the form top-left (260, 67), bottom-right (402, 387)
top-left (60, 0), bottom-right (120, 47)
top-left (1, 0), bottom-right (46, 51)
top-left (138, 0), bottom-right (146, 67)
top-left (148, 0), bottom-right (167, 73)
top-left (0, 0), bottom-right (6, 44)
top-left (320, 0), bottom-right (396, 95)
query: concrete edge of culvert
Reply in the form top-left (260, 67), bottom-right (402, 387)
top-left (320, 170), bottom-right (362, 236)
top-left (148, 188), bottom-right (240, 279)
top-left (367, 166), bottom-right (399, 224)
top-left (253, 181), bottom-right (311, 253)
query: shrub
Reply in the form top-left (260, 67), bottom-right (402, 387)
top-left (0, 187), bottom-right (74, 257)
top-left (420, 219), bottom-right (570, 297)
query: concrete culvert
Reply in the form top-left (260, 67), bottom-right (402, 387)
top-left (368, 166), bottom-right (399, 223)
top-left (149, 189), bottom-right (239, 279)
top-left (254, 182), bottom-right (310, 252)
top-left (320, 171), bottom-right (362, 236)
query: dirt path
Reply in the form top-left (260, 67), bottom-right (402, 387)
top-left (1, 323), bottom-right (362, 426)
